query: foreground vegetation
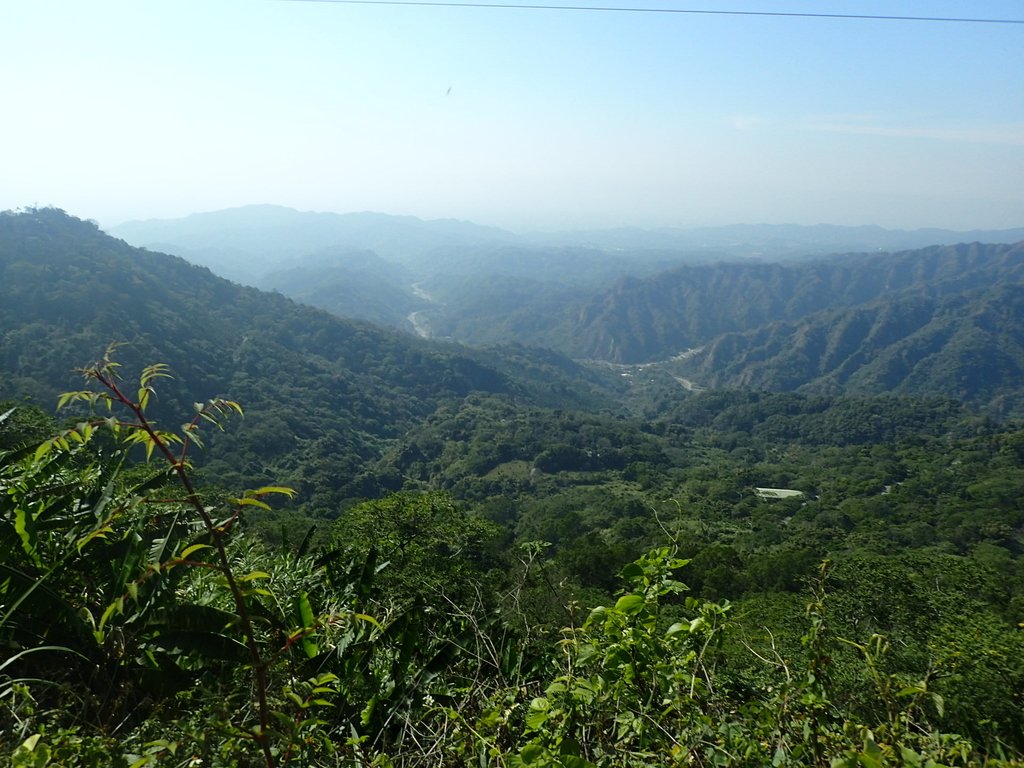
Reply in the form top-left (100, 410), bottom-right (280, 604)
top-left (3, 354), bottom-right (1023, 766)
top-left (2, 212), bottom-right (1023, 764)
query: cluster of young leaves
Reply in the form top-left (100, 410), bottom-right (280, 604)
top-left (1, 355), bottom-right (584, 768)
top-left (509, 547), bottom-right (725, 767)
top-left (0, 354), bottom-right (421, 767)
top-left (325, 541), bottom-right (1019, 768)
top-left (483, 552), bottom-right (1019, 768)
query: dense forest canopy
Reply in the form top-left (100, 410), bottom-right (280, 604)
top-left (2, 208), bottom-right (1023, 766)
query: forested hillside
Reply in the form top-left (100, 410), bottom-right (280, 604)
top-left (112, 209), bottom-right (1024, 386)
top-left (0, 209), bottom-right (619, 507)
top-left (3, 209), bottom-right (1024, 766)
top-left (559, 241), bottom-right (1024, 362)
top-left (256, 247), bottom-right (426, 330)
top-left (254, 238), bottom-right (1024, 421)
top-left (677, 282), bottom-right (1024, 417)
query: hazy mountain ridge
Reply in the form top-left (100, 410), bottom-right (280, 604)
top-left (109, 207), bottom-right (1024, 344)
top-left (113, 206), bottom-right (1024, 277)
top-left (525, 222), bottom-right (1024, 257)
top-left (565, 241), bottom-right (1024, 363)
top-left (0, 208), bottom-right (619, 507)
top-left (109, 205), bottom-right (521, 282)
top-left (256, 247), bottom-right (426, 329)
top-left (18, 207), bottom-right (1024, 421)
top-left (674, 281), bottom-right (1024, 417)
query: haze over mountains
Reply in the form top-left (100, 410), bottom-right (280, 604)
top-left (7, 204), bottom-right (1024, 516)
top-left (5, 205), bottom-right (1023, 421)
top-left (6, 0), bottom-right (1024, 756)
top-left (112, 204), bottom-right (1024, 284)
top-left (103, 205), bottom-right (1024, 419)
top-left (6, 207), bottom-right (1024, 762)
top-left (0, 208), bottom-right (617, 504)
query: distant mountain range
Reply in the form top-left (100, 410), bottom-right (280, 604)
top-left (111, 206), bottom-right (1024, 275)
top-left (110, 205), bottom-right (518, 283)
top-left (562, 241), bottom-right (1024, 362)
top-left (674, 280), bottom-right (1024, 419)
top-left (10, 206), bottom-right (1024, 422)
top-left (109, 207), bottom-right (1024, 361)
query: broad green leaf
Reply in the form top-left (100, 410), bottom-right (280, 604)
top-left (619, 562), bottom-right (644, 581)
top-left (614, 594), bottom-right (645, 615)
top-left (294, 591), bottom-right (318, 658)
top-left (524, 698), bottom-right (550, 731)
top-left (246, 485), bottom-right (297, 498)
top-left (353, 613), bottom-right (383, 632)
top-left (296, 591), bottom-right (315, 628)
top-left (360, 696), bottom-right (377, 727)
top-left (13, 504), bottom-right (39, 564)
top-left (231, 497), bottom-right (271, 511)
top-left (76, 525), bottom-right (113, 553)
top-left (519, 744), bottom-right (545, 765)
top-left (99, 599), bottom-right (123, 631)
top-left (33, 439), bottom-right (53, 461)
top-left (180, 543), bottom-right (212, 559)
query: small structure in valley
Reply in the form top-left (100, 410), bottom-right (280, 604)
top-left (754, 487), bottom-right (804, 501)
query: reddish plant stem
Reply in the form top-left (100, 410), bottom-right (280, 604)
top-left (94, 371), bottom-right (275, 768)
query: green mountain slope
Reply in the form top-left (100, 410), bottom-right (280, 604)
top-left (5, 211), bottom-right (1024, 765)
top-left (0, 208), bottom-right (618, 508)
top-left (255, 247), bottom-right (426, 329)
top-left (564, 241), bottom-right (1024, 363)
top-left (109, 208), bottom-right (1024, 365)
top-left (676, 281), bottom-right (1024, 418)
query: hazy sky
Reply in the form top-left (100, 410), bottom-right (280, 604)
top-left (2, 0), bottom-right (1022, 231)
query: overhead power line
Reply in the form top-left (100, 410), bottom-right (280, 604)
top-left (277, 0), bottom-right (1024, 25)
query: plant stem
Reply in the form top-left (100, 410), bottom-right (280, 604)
top-left (94, 371), bottom-right (275, 768)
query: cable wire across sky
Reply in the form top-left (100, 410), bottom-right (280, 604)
top-left (276, 0), bottom-right (1024, 25)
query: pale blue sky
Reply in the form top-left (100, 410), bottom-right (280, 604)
top-left (2, 0), bottom-right (1022, 231)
